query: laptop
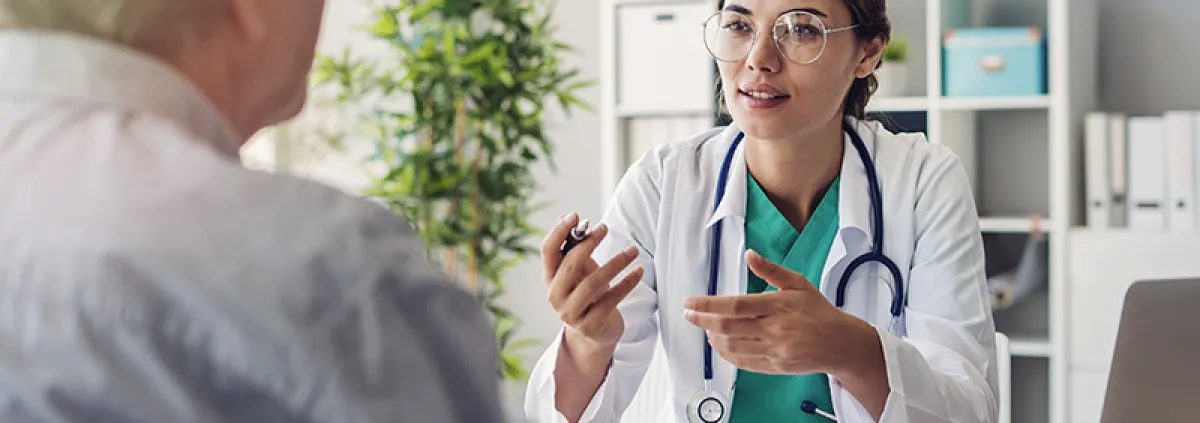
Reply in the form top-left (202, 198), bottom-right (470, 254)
top-left (1100, 278), bottom-right (1200, 423)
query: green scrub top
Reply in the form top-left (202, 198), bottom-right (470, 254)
top-left (728, 172), bottom-right (840, 423)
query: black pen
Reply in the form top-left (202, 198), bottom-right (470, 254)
top-left (560, 219), bottom-right (590, 255)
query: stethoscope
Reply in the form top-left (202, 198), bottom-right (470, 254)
top-left (688, 120), bottom-right (906, 423)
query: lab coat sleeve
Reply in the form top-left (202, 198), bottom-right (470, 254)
top-left (524, 153), bottom-right (663, 423)
top-left (833, 147), bottom-right (1000, 423)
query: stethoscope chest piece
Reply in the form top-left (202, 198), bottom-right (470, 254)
top-left (687, 389), bottom-right (728, 423)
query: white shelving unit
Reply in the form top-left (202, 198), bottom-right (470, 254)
top-left (599, 0), bottom-right (1099, 422)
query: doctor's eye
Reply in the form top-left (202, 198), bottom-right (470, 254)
top-left (780, 23), bottom-right (822, 42)
top-left (720, 19), bottom-right (753, 33)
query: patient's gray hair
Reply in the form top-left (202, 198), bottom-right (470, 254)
top-left (0, 0), bottom-right (223, 52)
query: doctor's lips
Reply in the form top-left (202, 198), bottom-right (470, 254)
top-left (738, 82), bottom-right (790, 109)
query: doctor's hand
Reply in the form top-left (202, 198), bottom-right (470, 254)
top-left (683, 250), bottom-right (882, 377)
top-left (542, 213), bottom-right (644, 348)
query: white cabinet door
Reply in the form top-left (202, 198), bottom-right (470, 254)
top-left (617, 1), bottom-right (714, 115)
top-left (1067, 231), bottom-right (1200, 367)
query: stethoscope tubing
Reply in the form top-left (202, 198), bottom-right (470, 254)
top-left (701, 120), bottom-right (908, 382)
top-left (693, 120), bottom-right (907, 423)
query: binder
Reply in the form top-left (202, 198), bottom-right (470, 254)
top-left (1109, 114), bottom-right (1129, 228)
top-left (1194, 111), bottom-right (1200, 231)
top-left (1126, 116), bottom-right (1167, 231)
top-left (1085, 113), bottom-right (1112, 228)
top-left (1164, 112), bottom-right (1196, 231)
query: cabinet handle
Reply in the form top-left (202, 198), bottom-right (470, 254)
top-left (655, 13), bottom-right (675, 22)
top-left (979, 55), bottom-right (1007, 72)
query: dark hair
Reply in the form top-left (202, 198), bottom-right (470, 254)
top-left (841, 0), bottom-right (891, 119)
top-left (713, 0), bottom-right (892, 120)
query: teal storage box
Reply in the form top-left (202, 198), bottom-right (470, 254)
top-left (943, 27), bottom-right (1046, 97)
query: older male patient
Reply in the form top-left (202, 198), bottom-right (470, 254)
top-left (0, 1), bottom-right (502, 422)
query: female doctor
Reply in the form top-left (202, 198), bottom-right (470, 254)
top-left (525, 0), bottom-right (999, 422)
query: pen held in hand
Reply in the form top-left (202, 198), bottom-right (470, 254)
top-left (560, 219), bottom-right (590, 255)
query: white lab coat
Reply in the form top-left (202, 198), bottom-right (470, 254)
top-left (525, 117), bottom-right (1000, 423)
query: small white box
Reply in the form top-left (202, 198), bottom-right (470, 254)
top-left (617, 2), bottom-right (714, 115)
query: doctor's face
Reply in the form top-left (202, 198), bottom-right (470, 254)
top-left (710, 0), bottom-right (883, 141)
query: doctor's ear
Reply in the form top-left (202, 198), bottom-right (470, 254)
top-left (854, 36), bottom-right (886, 79)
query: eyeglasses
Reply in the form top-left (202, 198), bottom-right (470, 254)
top-left (701, 10), bottom-right (859, 65)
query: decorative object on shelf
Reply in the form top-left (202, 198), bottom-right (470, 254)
top-left (310, 0), bottom-right (594, 383)
top-left (874, 34), bottom-right (910, 98)
top-left (943, 26), bottom-right (1047, 97)
top-left (987, 215), bottom-right (1048, 310)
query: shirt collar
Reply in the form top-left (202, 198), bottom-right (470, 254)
top-left (0, 30), bottom-right (242, 158)
top-left (704, 116), bottom-right (876, 253)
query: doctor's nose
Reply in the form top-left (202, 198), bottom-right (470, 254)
top-left (745, 33), bottom-right (782, 73)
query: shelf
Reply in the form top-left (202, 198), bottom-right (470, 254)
top-left (1008, 336), bottom-right (1054, 358)
top-left (940, 95), bottom-right (1051, 111)
top-left (866, 96), bottom-right (929, 112)
top-left (980, 217), bottom-right (1052, 233)
top-left (1069, 227), bottom-right (1200, 238)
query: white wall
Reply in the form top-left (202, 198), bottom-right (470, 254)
top-left (253, 0), bottom-right (604, 417)
top-left (1097, 0), bottom-right (1200, 115)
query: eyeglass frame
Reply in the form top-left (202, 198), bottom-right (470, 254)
top-left (699, 10), bottom-right (860, 66)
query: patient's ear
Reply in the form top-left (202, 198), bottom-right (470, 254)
top-left (855, 36), bottom-right (885, 79)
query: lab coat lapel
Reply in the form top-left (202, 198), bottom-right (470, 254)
top-left (705, 125), bottom-right (747, 228)
top-left (702, 125), bottom-right (748, 398)
top-left (821, 118), bottom-right (876, 307)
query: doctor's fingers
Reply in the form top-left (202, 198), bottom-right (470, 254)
top-left (707, 334), bottom-right (773, 357)
top-left (541, 220), bottom-right (608, 284)
top-left (714, 349), bottom-right (780, 374)
top-left (548, 244), bottom-right (639, 313)
top-left (557, 256), bottom-right (643, 324)
top-left (541, 213), bottom-right (579, 279)
top-left (556, 224), bottom-right (610, 281)
top-left (568, 264), bottom-right (644, 330)
top-left (684, 294), bottom-right (781, 317)
top-left (685, 312), bottom-right (768, 337)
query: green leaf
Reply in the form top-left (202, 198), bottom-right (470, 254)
top-left (497, 69), bottom-right (515, 87)
top-left (462, 43), bottom-right (496, 66)
top-left (500, 351), bottom-right (529, 381)
top-left (409, 0), bottom-right (444, 22)
top-left (441, 25), bottom-right (457, 63)
top-left (563, 79), bottom-right (597, 93)
top-left (365, 9), bottom-right (400, 38)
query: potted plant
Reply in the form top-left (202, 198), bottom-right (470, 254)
top-left (309, 0), bottom-right (593, 388)
top-left (874, 34), bottom-right (909, 97)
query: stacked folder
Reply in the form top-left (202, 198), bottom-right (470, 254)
top-left (1086, 111), bottom-right (1200, 231)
